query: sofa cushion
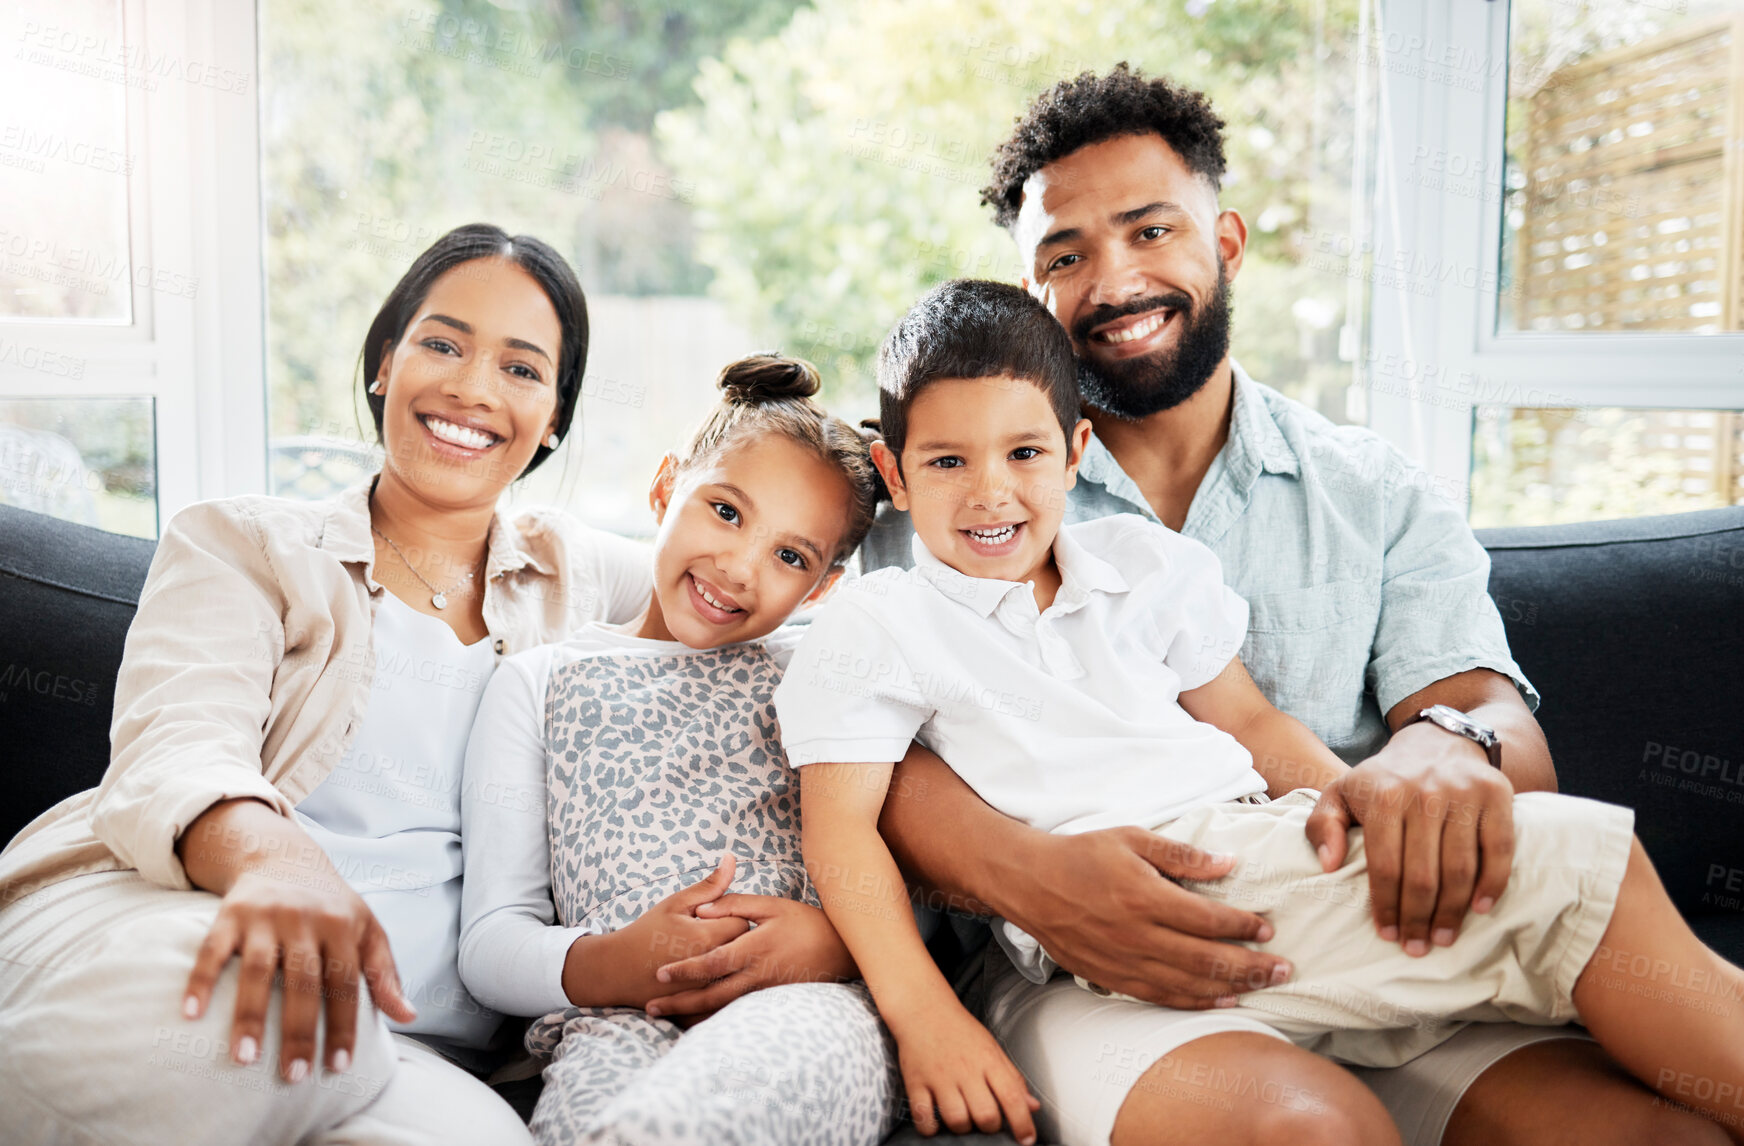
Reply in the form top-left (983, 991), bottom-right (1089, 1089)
top-left (0, 504), bottom-right (154, 846)
top-left (1478, 505), bottom-right (1744, 959)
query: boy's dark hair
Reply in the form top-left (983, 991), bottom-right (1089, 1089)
top-left (980, 63), bottom-right (1227, 230)
top-left (362, 223), bottom-right (587, 478)
top-left (676, 353), bottom-right (881, 567)
top-left (873, 280), bottom-right (1080, 465)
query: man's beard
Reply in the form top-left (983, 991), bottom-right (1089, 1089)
top-left (1071, 264), bottom-right (1233, 421)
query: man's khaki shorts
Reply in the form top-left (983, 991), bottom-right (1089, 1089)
top-left (983, 789), bottom-right (1634, 1146)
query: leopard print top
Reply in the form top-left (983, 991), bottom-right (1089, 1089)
top-left (542, 641), bottom-right (815, 933)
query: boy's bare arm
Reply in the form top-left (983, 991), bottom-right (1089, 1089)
top-left (801, 762), bottom-right (960, 1033)
top-left (803, 761), bottom-right (1041, 1144)
top-left (1178, 656), bottom-right (1350, 796)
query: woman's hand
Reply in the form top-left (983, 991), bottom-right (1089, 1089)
top-left (644, 894), bottom-right (858, 1019)
top-left (177, 800), bottom-right (415, 1083)
top-left (565, 854), bottom-right (751, 1012)
top-left (892, 1003), bottom-right (1040, 1144)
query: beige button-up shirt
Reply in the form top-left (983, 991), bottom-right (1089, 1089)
top-left (0, 476), bottom-right (649, 907)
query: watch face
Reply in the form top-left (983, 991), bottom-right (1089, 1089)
top-left (1428, 705), bottom-right (1496, 745)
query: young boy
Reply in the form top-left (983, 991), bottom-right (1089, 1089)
top-left (774, 279), bottom-right (1744, 1146)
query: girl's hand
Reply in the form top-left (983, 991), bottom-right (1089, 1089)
top-left (895, 1005), bottom-right (1040, 1144)
top-left (183, 849), bottom-right (416, 1082)
top-left (645, 894), bottom-right (858, 1018)
top-left (598, 855), bottom-right (751, 1011)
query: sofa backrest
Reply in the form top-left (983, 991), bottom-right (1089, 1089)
top-left (0, 503), bottom-right (155, 846)
top-left (1477, 506), bottom-right (1744, 959)
top-left (2, 503), bottom-right (1741, 962)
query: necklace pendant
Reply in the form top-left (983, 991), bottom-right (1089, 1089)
top-left (432, 592), bottom-right (448, 610)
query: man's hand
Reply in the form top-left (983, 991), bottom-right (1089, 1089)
top-left (1305, 720), bottom-right (1515, 955)
top-left (1011, 828), bottom-right (1290, 1008)
top-left (643, 894), bottom-right (857, 1019)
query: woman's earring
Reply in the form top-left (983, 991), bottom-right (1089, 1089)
top-left (368, 379), bottom-right (384, 395)
top-left (545, 433), bottom-right (561, 450)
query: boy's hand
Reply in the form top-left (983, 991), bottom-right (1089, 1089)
top-left (645, 895), bottom-right (857, 1019)
top-left (583, 855), bottom-right (750, 1010)
top-left (894, 1005), bottom-right (1040, 1144)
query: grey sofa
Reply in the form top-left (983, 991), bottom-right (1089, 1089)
top-left (3, 501), bottom-right (1742, 1140)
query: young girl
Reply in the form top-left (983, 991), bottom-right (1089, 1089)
top-left (458, 355), bottom-right (902, 1146)
top-left (779, 279), bottom-right (1744, 1146)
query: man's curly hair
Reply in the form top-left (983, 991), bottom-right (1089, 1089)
top-left (980, 63), bottom-right (1228, 230)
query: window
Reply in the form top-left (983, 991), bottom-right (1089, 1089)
top-left (1370, 0), bottom-right (1744, 529)
top-left (0, 0), bottom-right (268, 537)
top-left (259, 0), bottom-right (1381, 535)
top-left (1500, 2), bottom-right (1742, 336)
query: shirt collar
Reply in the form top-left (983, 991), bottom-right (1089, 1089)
top-left (319, 473), bottom-right (552, 584)
top-left (1076, 361), bottom-right (1299, 512)
top-left (1222, 361), bottom-right (1300, 489)
top-left (907, 521), bottom-right (1128, 616)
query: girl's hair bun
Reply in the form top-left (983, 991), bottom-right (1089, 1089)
top-left (717, 352), bottom-right (821, 404)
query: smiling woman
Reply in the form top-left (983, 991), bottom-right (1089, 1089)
top-left (0, 224), bottom-right (651, 1146)
top-left (359, 226), bottom-right (585, 642)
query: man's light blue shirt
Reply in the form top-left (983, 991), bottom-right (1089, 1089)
top-left (858, 363), bottom-right (1537, 765)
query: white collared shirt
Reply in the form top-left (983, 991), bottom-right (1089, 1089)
top-left (774, 514), bottom-right (1266, 836)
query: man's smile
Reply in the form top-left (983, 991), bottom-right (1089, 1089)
top-left (1092, 309), bottom-right (1166, 343)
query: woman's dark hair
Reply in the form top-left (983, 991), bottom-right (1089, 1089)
top-left (674, 353), bottom-right (881, 567)
top-left (981, 63), bottom-right (1227, 230)
top-left (872, 280), bottom-right (1081, 468)
top-left (361, 223), bottom-right (587, 478)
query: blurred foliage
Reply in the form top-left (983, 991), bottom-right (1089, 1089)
top-left (655, 0), bottom-right (1366, 406)
top-left (264, 0), bottom-right (1367, 444)
top-left (1471, 407), bottom-right (1735, 527)
top-left (261, 0), bottom-right (802, 439)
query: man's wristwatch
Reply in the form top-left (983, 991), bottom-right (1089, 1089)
top-left (1404, 704), bottom-right (1503, 769)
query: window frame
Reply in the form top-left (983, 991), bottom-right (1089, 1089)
top-left (0, 0), bottom-right (267, 530)
top-left (1366, 0), bottom-right (1744, 499)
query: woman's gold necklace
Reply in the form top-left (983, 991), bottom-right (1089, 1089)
top-left (370, 525), bottom-right (479, 610)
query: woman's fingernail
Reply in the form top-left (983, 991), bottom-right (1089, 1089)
top-left (332, 1048), bottom-right (351, 1073)
top-left (287, 1058), bottom-right (308, 1083)
top-left (1473, 896), bottom-right (1495, 914)
top-left (1255, 921), bottom-right (1275, 942)
top-left (1379, 925), bottom-right (1399, 942)
top-left (1216, 995), bottom-right (1239, 1008)
top-left (645, 1004), bottom-right (661, 1017)
top-left (1405, 938), bottom-right (1428, 957)
top-left (1270, 962), bottom-right (1292, 986)
top-left (1433, 927), bottom-right (1456, 947)
top-left (656, 968), bottom-right (670, 983)
top-left (1316, 844), bottom-right (1332, 870)
top-left (236, 1036), bottom-right (258, 1065)
top-left (182, 995), bottom-right (200, 1019)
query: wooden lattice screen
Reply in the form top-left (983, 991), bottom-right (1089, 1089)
top-left (1514, 16), bottom-right (1744, 334)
